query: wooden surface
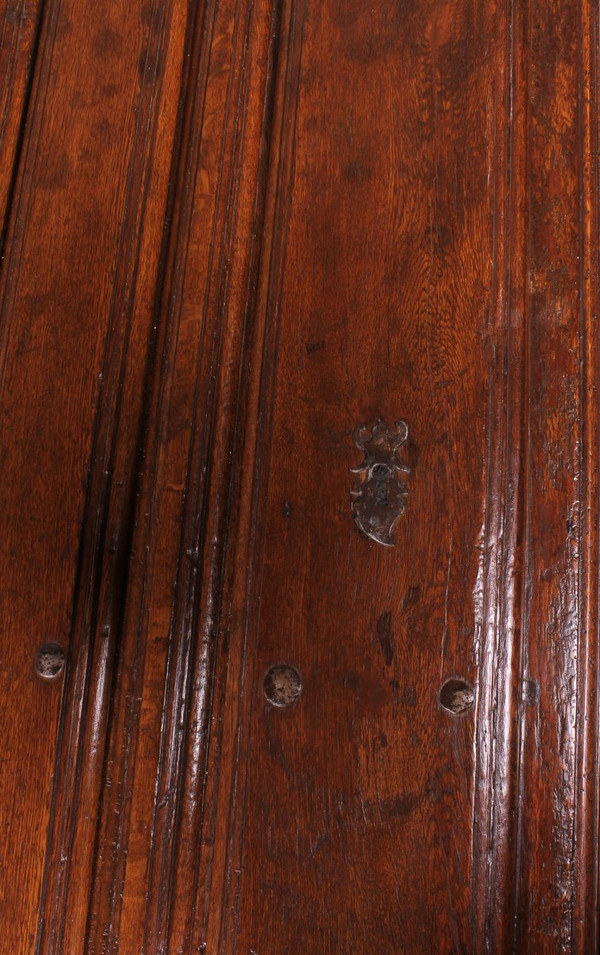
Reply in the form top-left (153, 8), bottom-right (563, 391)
top-left (0, 0), bottom-right (599, 950)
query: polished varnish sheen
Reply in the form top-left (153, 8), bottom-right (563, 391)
top-left (0, 0), bottom-right (598, 950)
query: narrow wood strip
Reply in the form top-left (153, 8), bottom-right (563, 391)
top-left (0, 0), bottom-right (174, 945)
top-left (510, 0), bottom-right (592, 945)
top-left (77, 0), bottom-right (287, 947)
top-left (30, 0), bottom-right (190, 949)
top-left (572, 0), bottom-right (600, 944)
top-left (469, 0), bottom-right (529, 946)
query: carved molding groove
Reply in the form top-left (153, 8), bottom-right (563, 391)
top-left (350, 418), bottom-right (411, 546)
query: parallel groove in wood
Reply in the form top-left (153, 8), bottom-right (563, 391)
top-left (510, 0), bottom-right (532, 939)
top-left (470, 0), bottom-right (528, 946)
top-left (470, 0), bottom-right (513, 938)
top-left (93, 0), bottom-right (232, 930)
top-left (0, 0), bottom-right (63, 386)
top-left (81, 0), bottom-right (218, 942)
top-left (63, 0), bottom-right (289, 946)
top-left (571, 1), bottom-right (600, 947)
top-left (138, 1), bottom-right (267, 947)
top-left (511, 0), bottom-right (533, 946)
top-left (165, 2), bottom-right (286, 947)
top-left (181, 5), bottom-right (286, 949)
top-left (141, 0), bottom-right (252, 940)
top-left (147, 0), bottom-right (288, 942)
top-left (0, 0), bottom-right (45, 256)
top-left (82, 0), bottom-right (208, 946)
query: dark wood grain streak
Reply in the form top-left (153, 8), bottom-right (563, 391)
top-left (0, 0), bottom-right (45, 252)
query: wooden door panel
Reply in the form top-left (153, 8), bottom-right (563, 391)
top-left (509, 0), bottom-right (599, 949)
top-left (0, 0), bottom-right (598, 950)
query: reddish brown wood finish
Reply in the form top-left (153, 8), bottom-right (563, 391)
top-left (0, 0), bottom-right (599, 950)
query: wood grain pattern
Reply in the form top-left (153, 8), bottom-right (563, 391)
top-left (510, 0), bottom-right (600, 948)
top-left (1, 0), bottom-right (600, 949)
top-left (223, 0), bottom-right (500, 949)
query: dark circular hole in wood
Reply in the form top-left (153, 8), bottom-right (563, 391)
top-left (263, 664), bottom-right (302, 707)
top-left (439, 678), bottom-right (474, 714)
top-left (35, 642), bottom-right (66, 680)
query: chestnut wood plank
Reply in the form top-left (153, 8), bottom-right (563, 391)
top-left (510, 0), bottom-right (600, 949)
top-left (219, 0), bottom-right (501, 949)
